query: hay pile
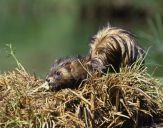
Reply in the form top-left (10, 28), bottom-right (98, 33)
top-left (0, 67), bottom-right (162, 128)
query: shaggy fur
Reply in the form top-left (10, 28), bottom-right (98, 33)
top-left (46, 25), bottom-right (145, 91)
top-left (89, 25), bottom-right (145, 72)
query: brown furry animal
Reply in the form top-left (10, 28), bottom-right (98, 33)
top-left (88, 25), bottom-right (145, 72)
top-left (46, 57), bottom-right (88, 91)
top-left (46, 25), bottom-right (145, 91)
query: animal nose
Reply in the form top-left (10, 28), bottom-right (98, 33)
top-left (46, 78), bottom-right (50, 82)
top-left (46, 77), bottom-right (54, 83)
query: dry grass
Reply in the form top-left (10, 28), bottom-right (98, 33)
top-left (0, 65), bottom-right (162, 128)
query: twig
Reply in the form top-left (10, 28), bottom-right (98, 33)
top-left (69, 89), bottom-right (91, 106)
top-left (6, 44), bottom-right (26, 73)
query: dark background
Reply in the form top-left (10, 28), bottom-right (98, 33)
top-left (0, 0), bottom-right (163, 77)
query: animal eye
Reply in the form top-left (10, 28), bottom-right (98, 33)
top-left (56, 71), bottom-right (61, 76)
top-left (54, 71), bottom-right (62, 80)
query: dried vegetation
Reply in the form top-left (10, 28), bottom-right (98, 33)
top-left (0, 64), bottom-right (162, 128)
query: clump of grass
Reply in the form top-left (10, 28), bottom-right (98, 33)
top-left (0, 44), bottom-right (162, 127)
top-left (0, 64), bottom-right (162, 127)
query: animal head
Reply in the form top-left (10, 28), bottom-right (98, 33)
top-left (46, 57), bottom-right (87, 91)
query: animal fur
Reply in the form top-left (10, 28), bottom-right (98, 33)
top-left (46, 57), bottom-right (88, 91)
top-left (88, 25), bottom-right (145, 72)
top-left (46, 25), bottom-right (145, 91)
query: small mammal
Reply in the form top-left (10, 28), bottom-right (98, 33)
top-left (46, 25), bottom-right (145, 91)
top-left (46, 57), bottom-right (88, 91)
top-left (88, 25), bottom-right (145, 72)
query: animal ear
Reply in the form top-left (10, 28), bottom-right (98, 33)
top-left (69, 61), bottom-right (78, 73)
top-left (70, 61), bottom-right (83, 73)
top-left (64, 62), bottom-right (72, 71)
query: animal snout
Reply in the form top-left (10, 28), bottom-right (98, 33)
top-left (46, 77), bottom-right (54, 83)
top-left (46, 78), bottom-right (50, 82)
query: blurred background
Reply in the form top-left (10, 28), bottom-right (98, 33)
top-left (0, 0), bottom-right (163, 78)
